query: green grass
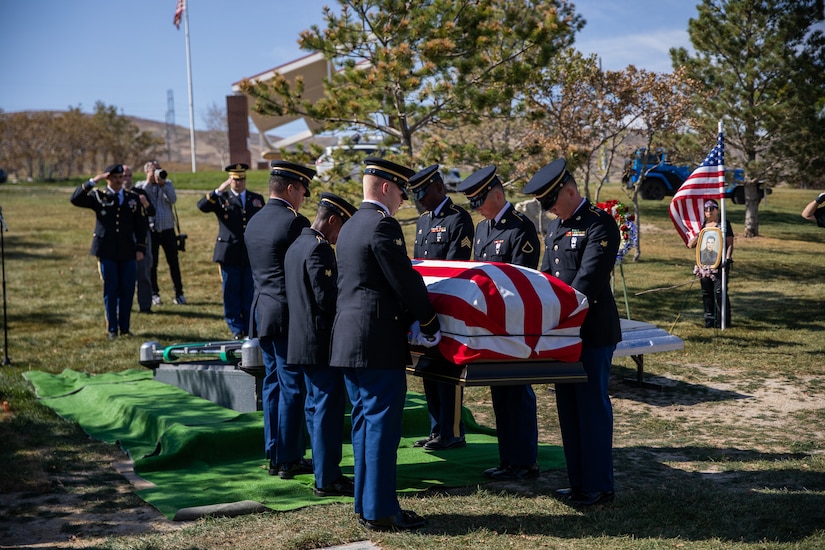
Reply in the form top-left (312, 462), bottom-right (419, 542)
top-left (1, 182), bottom-right (824, 549)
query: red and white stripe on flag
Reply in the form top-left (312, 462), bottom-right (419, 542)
top-left (412, 259), bottom-right (588, 365)
top-left (669, 131), bottom-right (726, 245)
top-left (173, 0), bottom-right (185, 29)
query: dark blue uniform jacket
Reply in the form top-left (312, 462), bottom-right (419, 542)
top-left (244, 198), bottom-right (310, 338)
top-left (70, 185), bottom-right (148, 261)
top-left (542, 200), bottom-right (622, 348)
top-left (198, 189), bottom-right (265, 266)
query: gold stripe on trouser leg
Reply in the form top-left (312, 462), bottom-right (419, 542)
top-left (450, 386), bottom-right (463, 437)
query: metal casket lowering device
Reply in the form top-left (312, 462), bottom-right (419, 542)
top-left (139, 339), bottom-right (265, 413)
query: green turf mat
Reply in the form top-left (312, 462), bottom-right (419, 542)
top-left (25, 369), bottom-right (565, 519)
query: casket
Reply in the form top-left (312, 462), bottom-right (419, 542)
top-left (411, 259), bottom-right (588, 366)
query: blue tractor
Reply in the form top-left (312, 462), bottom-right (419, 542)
top-left (621, 148), bottom-right (764, 204)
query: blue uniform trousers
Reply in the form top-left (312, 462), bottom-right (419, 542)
top-left (99, 258), bottom-right (137, 334)
top-left (275, 362), bottom-right (312, 464)
top-left (259, 336), bottom-right (286, 460)
top-left (422, 376), bottom-right (464, 440)
top-left (555, 345), bottom-right (615, 494)
top-left (220, 264), bottom-right (254, 335)
top-left (490, 383), bottom-right (538, 466)
top-left (343, 368), bottom-right (406, 521)
top-left (304, 364), bottom-right (346, 488)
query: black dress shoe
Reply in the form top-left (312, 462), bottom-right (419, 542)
top-left (277, 458), bottom-right (313, 479)
top-left (570, 491), bottom-right (615, 506)
top-left (107, 331), bottom-right (118, 340)
top-left (488, 463), bottom-right (540, 480)
top-left (359, 509), bottom-right (425, 532)
top-left (314, 475), bottom-right (354, 497)
top-left (554, 487), bottom-right (579, 499)
top-left (413, 433), bottom-right (437, 448)
top-left (483, 464), bottom-right (509, 478)
top-left (424, 436), bottom-right (466, 451)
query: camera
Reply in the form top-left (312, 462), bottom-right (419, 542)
top-left (176, 233), bottom-right (187, 252)
top-left (154, 168), bottom-right (168, 180)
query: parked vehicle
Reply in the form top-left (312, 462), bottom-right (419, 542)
top-left (315, 143), bottom-right (401, 181)
top-left (440, 167), bottom-right (462, 190)
top-left (622, 148), bottom-right (769, 203)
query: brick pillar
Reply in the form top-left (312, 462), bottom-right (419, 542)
top-left (227, 95), bottom-right (251, 167)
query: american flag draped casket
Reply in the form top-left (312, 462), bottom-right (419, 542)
top-left (411, 260), bottom-right (589, 365)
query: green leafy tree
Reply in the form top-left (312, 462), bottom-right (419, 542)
top-left (671, 0), bottom-right (825, 237)
top-left (240, 0), bottom-right (582, 177)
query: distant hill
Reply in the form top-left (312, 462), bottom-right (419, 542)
top-left (126, 116), bottom-right (269, 172)
top-left (127, 116), bottom-right (338, 172)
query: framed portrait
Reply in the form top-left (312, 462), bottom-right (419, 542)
top-left (696, 226), bottom-right (723, 269)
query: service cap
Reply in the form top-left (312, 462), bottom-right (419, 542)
top-left (523, 158), bottom-right (571, 210)
top-left (225, 163), bottom-right (249, 178)
top-left (363, 157), bottom-right (415, 200)
top-left (457, 165), bottom-right (500, 209)
top-left (319, 192), bottom-right (358, 221)
top-left (270, 160), bottom-right (315, 197)
top-left (407, 164), bottom-right (442, 202)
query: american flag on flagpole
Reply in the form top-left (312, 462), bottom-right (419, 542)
top-left (412, 259), bottom-right (589, 365)
top-left (668, 131), bottom-right (726, 245)
top-left (173, 0), bottom-right (185, 29)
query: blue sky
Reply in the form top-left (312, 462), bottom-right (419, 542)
top-left (0, 0), bottom-right (697, 131)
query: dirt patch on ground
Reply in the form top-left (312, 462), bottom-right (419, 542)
top-left (1, 363), bottom-right (821, 548)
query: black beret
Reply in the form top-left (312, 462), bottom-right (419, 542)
top-left (363, 157), bottom-right (415, 200)
top-left (270, 160), bottom-right (316, 197)
top-left (104, 164), bottom-right (124, 175)
top-left (319, 192), bottom-right (358, 221)
top-left (523, 158), bottom-right (570, 199)
top-left (225, 163), bottom-right (249, 176)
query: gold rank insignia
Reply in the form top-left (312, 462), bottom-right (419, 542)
top-left (600, 240), bottom-right (608, 248)
top-left (522, 241), bottom-right (534, 253)
top-left (394, 238), bottom-right (403, 246)
top-left (324, 269), bottom-right (333, 277)
top-left (461, 236), bottom-right (472, 249)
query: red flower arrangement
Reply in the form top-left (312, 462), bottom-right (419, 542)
top-left (596, 199), bottom-right (638, 264)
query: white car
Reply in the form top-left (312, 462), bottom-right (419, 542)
top-left (440, 167), bottom-right (462, 190)
top-left (315, 144), bottom-right (401, 181)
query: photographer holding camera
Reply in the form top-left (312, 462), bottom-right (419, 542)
top-left (136, 160), bottom-right (186, 305)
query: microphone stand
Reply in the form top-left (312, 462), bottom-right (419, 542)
top-left (0, 206), bottom-right (10, 365)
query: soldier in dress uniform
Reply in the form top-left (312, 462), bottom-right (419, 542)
top-left (523, 158), bottom-right (621, 507)
top-left (70, 164), bottom-right (149, 339)
top-left (197, 163), bottom-right (265, 339)
top-left (285, 192), bottom-right (358, 498)
top-left (409, 164), bottom-right (474, 451)
top-left (456, 165), bottom-right (541, 480)
top-left (330, 157), bottom-right (441, 532)
top-left (123, 165), bottom-right (155, 314)
top-left (244, 160), bottom-right (313, 478)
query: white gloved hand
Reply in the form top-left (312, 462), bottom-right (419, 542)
top-left (418, 329), bottom-right (442, 348)
top-left (408, 321), bottom-right (421, 345)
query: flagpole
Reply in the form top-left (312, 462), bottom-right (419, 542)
top-left (719, 120), bottom-right (727, 330)
top-left (183, 2), bottom-right (197, 173)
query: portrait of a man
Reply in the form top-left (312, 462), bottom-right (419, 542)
top-left (696, 227), bottom-right (722, 268)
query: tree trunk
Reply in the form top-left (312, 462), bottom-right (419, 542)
top-left (742, 181), bottom-right (760, 237)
